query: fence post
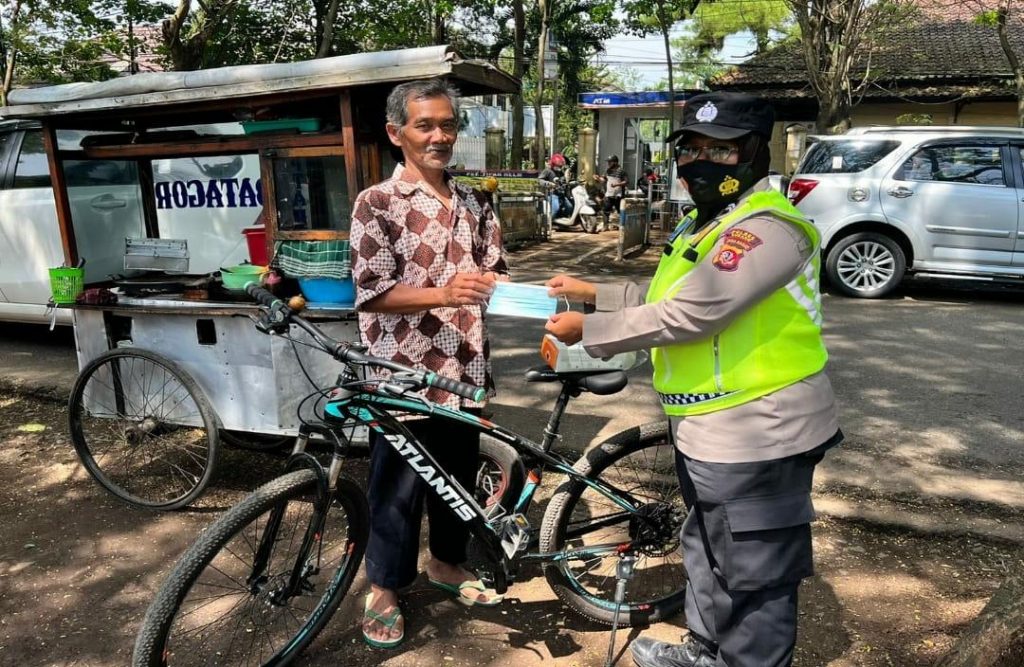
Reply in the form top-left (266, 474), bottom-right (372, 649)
top-left (485, 127), bottom-right (506, 170)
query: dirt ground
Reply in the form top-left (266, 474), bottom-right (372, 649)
top-left (0, 390), bottom-right (1021, 667)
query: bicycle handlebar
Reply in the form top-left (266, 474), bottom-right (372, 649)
top-left (424, 372), bottom-right (487, 403)
top-left (244, 282), bottom-right (486, 402)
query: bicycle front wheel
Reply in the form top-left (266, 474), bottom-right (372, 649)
top-left (133, 470), bottom-right (369, 667)
top-left (539, 421), bottom-right (687, 625)
top-left (68, 348), bottom-right (219, 510)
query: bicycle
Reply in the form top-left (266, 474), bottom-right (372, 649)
top-left (133, 284), bottom-right (686, 666)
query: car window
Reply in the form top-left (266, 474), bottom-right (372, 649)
top-left (12, 130), bottom-right (51, 188)
top-left (899, 145), bottom-right (1006, 186)
top-left (797, 139), bottom-right (900, 174)
top-left (64, 159), bottom-right (139, 187)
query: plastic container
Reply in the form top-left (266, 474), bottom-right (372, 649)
top-left (220, 264), bottom-right (267, 291)
top-left (49, 266), bottom-right (85, 304)
top-left (241, 118), bottom-right (321, 135)
top-left (242, 226), bottom-right (268, 265)
top-left (298, 277), bottom-right (355, 306)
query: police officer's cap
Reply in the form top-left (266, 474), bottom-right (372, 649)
top-left (666, 92), bottom-right (775, 144)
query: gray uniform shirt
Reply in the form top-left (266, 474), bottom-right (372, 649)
top-left (582, 182), bottom-right (839, 463)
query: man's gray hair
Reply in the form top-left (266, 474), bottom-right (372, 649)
top-left (385, 78), bottom-right (461, 127)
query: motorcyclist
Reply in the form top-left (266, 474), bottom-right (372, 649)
top-left (539, 153), bottom-right (569, 217)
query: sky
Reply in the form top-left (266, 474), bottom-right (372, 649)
top-left (596, 23), bottom-right (759, 90)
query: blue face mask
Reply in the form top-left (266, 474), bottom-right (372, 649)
top-left (486, 282), bottom-right (562, 319)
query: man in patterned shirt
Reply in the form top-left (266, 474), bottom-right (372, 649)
top-left (350, 78), bottom-right (509, 649)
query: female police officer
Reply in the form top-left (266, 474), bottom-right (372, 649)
top-left (544, 92), bottom-right (842, 667)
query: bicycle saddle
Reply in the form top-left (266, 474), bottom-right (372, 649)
top-left (524, 365), bottom-right (628, 395)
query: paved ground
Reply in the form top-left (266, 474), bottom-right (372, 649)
top-left (1, 226), bottom-right (1024, 666)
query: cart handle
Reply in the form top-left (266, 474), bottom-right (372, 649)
top-left (243, 282), bottom-right (486, 403)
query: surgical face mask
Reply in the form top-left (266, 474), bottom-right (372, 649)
top-left (486, 282), bottom-right (565, 319)
top-left (676, 160), bottom-right (757, 213)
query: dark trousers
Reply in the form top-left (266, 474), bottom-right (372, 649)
top-left (364, 415), bottom-right (481, 589)
top-left (674, 432), bottom-right (841, 667)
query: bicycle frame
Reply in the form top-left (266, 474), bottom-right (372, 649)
top-left (318, 387), bottom-right (651, 594)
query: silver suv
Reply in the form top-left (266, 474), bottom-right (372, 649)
top-left (789, 126), bottom-right (1024, 297)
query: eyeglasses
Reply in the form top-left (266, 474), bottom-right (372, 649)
top-left (675, 145), bottom-right (739, 164)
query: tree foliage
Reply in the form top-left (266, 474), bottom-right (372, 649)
top-left (620, 0), bottom-right (699, 132)
top-left (691, 0), bottom-right (791, 54)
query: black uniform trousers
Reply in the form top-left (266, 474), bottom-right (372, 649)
top-left (674, 431), bottom-right (841, 667)
top-left (364, 413), bottom-right (481, 590)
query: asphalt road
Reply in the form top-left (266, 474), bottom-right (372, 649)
top-left (1, 232), bottom-right (1023, 540)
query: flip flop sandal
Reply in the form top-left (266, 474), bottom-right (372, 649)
top-left (362, 592), bottom-right (404, 649)
top-left (428, 578), bottom-right (504, 607)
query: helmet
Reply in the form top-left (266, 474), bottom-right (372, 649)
top-left (550, 153), bottom-right (566, 167)
top-left (481, 176), bottom-right (499, 193)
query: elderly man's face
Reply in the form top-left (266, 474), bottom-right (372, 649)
top-left (387, 94), bottom-right (458, 176)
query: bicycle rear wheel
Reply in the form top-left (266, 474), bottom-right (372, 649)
top-left (68, 348), bottom-right (219, 510)
top-left (539, 421), bottom-right (687, 625)
top-left (133, 469), bottom-right (368, 667)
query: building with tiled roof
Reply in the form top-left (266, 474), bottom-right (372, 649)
top-left (706, 1), bottom-right (1022, 171)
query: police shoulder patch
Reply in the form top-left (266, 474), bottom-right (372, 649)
top-left (711, 227), bottom-right (763, 272)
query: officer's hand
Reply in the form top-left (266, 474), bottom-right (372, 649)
top-left (545, 312), bottom-right (584, 345)
top-left (546, 275), bottom-right (596, 304)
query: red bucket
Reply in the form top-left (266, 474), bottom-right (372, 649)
top-left (242, 226), bottom-right (268, 266)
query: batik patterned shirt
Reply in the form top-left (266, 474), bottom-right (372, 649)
top-left (350, 163), bottom-right (508, 409)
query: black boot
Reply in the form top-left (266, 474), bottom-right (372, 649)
top-left (631, 634), bottom-right (718, 667)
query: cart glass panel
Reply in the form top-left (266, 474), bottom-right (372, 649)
top-left (272, 155), bottom-right (349, 232)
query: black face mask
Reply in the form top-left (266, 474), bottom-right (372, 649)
top-left (677, 160), bottom-right (757, 221)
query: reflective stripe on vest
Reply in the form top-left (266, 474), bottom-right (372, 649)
top-left (645, 189), bottom-right (828, 417)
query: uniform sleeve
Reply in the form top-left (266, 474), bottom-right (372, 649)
top-left (351, 190), bottom-right (399, 310)
top-left (582, 214), bottom-right (813, 358)
top-left (479, 198), bottom-right (509, 276)
top-left (594, 280), bottom-right (650, 311)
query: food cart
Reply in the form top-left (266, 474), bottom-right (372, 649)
top-left (2, 45), bottom-right (518, 510)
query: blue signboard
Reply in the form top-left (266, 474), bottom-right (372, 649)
top-left (578, 91), bottom-right (694, 108)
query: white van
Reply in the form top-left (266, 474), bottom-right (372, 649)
top-left (0, 121), bottom-right (262, 324)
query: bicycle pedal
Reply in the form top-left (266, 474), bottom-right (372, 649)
top-left (500, 513), bottom-right (531, 559)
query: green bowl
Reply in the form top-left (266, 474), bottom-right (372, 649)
top-left (221, 264), bottom-right (267, 291)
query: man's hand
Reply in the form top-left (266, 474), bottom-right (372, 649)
top-left (545, 311), bottom-right (584, 345)
top-left (546, 275), bottom-right (596, 304)
top-left (443, 273), bottom-right (495, 307)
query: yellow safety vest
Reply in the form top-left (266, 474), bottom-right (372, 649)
top-left (646, 190), bottom-right (827, 416)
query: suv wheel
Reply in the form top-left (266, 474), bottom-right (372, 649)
top-left (825, 232), bottom-right (906, 298)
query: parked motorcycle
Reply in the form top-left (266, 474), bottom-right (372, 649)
top-left (550, 180), bottom-right (601, 233)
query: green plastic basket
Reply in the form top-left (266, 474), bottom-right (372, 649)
top-left (49, 266), bottom-right (84, 304)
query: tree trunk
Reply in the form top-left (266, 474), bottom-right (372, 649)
top-left (315, 0), bottom-right (341, 58)
top-left (993, 4), bottom-right (1024, 128)
top-left (935, 571), bottom-right (1024, 667)
top-left (659, 2), bottom-right (675, 134)
top-left (535, 0), bottom-right (549, 169)
top-left (510, 0), bottom-right (525, 168)
top-left (1, 0), bottom-right (22, 106)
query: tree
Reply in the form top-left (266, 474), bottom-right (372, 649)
top-left (785, 0), bottom-right (915, 133)
top-left (0, 0), bottom-right (134, 105)
top-left (161, 0), bottom-right (240, 70)
top-left (621, 0), bottom-right (699, 133)
top-left (666, 22), bottom-right (730, 89)
top-left (972, 1), bottom-right (1024, 128)
top-left (691, 0), bottom-right (791, 54)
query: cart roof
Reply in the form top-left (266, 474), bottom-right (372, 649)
top-left (1, 45), bottom-right (518, 126)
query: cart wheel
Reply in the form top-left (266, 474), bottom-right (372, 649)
top-left (219, 430), bottom-right (294, 452)
top-left (68, 348), bottom-right (220, 510)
